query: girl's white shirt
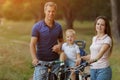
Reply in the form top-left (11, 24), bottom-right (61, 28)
top-left (62, 42), bottom-right (80, 62)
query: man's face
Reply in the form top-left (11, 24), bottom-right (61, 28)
top-left (44, 6), bottom-right (56, 21)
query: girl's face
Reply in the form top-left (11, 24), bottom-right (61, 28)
top-left (66, 32), bottom-right (75, 44)
top-left (96, 19), bottom-right (106, 34)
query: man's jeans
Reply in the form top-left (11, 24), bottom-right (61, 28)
top-left (33, 60), bottom-right (59, 80)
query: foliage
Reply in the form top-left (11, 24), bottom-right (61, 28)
top-left (0, 0), bottom-right (111, 21)
top-left (0, 0), bottom-right (45, 21)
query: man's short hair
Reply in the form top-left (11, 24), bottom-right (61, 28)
top-left (44, 2), bottom-right (57, 11)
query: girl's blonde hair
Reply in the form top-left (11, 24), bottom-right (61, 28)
top-left (65, 29), bottom-right (76, 36)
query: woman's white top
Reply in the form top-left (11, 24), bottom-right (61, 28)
top-left (90, 34), bottom-right (112, 69)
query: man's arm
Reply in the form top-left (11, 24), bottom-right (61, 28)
top-left (58, 38), bottom-right (64, 49)
top-left (30, 37), bottom-right (39, 65)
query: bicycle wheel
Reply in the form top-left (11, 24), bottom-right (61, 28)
top-left (47, 73), bottom-right (57, 80)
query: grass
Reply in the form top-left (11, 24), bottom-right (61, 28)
top-left (0, 20), bottom-right (33, 80)
top-left (0, 19), bottom-right (120, 80)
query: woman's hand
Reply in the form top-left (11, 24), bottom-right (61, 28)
top-left (81, 55), bottom-right (90, 61)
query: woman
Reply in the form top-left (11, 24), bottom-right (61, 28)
top-left (82, 16), bottom-right (113, 80)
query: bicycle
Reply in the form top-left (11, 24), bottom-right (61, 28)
top-left (73, 62), bottom-right (90, 80)
top-left (33, 61), bottom-right (64, 80)
top-left (56, 40), bottom-right (90, 80)
top-left (74, 40), bottom-right (87, 64)
top-left (57, 61), bottom-right (90, 80)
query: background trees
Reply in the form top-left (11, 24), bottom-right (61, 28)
top-left (0, 0), bottom-right (111, 23)
top-left (0, 0), bottom-right (120, 41)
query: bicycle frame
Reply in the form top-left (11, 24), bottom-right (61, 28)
top-left (33, 61), bottom-right (63, 80)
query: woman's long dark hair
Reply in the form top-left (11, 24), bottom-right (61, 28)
top-left (95, 16), bottom-right (113, 57)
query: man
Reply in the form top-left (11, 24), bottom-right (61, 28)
top-left (30, 2), bottom-right (63, 80)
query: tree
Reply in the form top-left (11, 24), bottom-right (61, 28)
top-left (55, 0), bottom-right (111, 29)
top-left (27, 0), bottom-right (45, 22)
top-left (57, 0), bottom-right (74, 29)
top-left (53, 0), bottom-right (86, 29)
top-left (110, 0), bottom-right (120, 41)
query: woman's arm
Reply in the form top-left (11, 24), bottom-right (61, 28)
top-left (90, 43), bottom-right (110, 63)
top-left (81, 54), bottom-right (90, 61)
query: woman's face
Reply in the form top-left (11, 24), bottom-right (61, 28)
top-left (96, 18), bottom-right (106, 34)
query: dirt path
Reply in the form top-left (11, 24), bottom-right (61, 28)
top-left (11, 40), bottom-right (29, 45)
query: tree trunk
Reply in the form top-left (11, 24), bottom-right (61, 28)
top-left (57, 0), bottom-right (74, 29)
top-left (63, 9), bottom-right (74, 29)
top-left (34, 12), bottom-right (44, 23)
top-left (110, 0), bottom-right (120, 42)
top-left (34, 0), bottom-right (45, 23)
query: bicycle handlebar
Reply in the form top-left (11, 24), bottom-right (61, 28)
top-left (65, 62), bottom-right (90, 72)
top-left (75, 61), bottom-right (89, 72)
top-left (33, 61), bottom-right (64, 68)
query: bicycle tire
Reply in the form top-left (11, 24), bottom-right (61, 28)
top-left (47, 73), bottom-right (57, 80)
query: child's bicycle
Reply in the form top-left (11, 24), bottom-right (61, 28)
top-left (56, 40), bottom-right (90, 80)
top-left (74, 40), bottom-right (87, 63)
top-left (57, 61), bottom-right (90, 80)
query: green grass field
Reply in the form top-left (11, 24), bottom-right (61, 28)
top-left (0, 19), bottom-right (120, 80)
